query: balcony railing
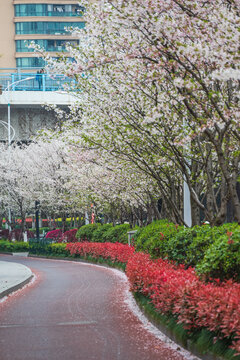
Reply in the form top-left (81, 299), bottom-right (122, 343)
top-left (0, 72), bottom-right (75, 92)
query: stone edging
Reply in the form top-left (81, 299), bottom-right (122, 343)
top-left (0, 274), bottom-right (33, 299)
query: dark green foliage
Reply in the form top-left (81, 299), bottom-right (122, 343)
top-left (196, 229), bottom-right (240, 281)
top-left (92, 223), bottom-right (113, 242)
top-left (0, 240), bottom-right (29, 252)
top-left (166, 225), bottom-right (216, 266)
top-left (28, 240), bottom-right (68, 256)
top-left (101, 224), bottom-right (130, 244)
top-left (76, 223), bottom-right (100, 241)
top-left (134, 221), bottom-right (240, 280)
top-left (135, 220), bottom-right (181, 258)
top-left (28, 238), bottom-right (53, 255)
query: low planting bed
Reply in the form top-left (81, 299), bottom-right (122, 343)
top-left (0, 221), bottom-right (239, 359)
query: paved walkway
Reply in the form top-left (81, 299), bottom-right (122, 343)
top-left (0, 255), bottom-right (199, 360)
top-left (0, 259), bottom-right (32, 298)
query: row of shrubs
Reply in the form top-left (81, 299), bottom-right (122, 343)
top-left (75, 223), bottom-right (132, 243)
top-left (1, 219), bottom-right (239, 281)
top-left (73, 221), bottom-right (240, 281)
top-left (134, 220), bottom-right (240, 281)
top-left (0, 240), bottom-right (68, 257)
top-left (66, 242), bottom-right (240, 358)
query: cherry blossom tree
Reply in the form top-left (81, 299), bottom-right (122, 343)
top-left (38, 0), bottom-right (240, 225)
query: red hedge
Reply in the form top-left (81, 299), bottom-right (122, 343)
top-left (126, 252), bottom-right (240, 354)
top-left (45, 229), bottom-right (63, 240)
top-left (59, 229), bottom-right (78, 243)
top-left (66, 242), bottom-right (135, 264)
top-left (66, 242), bottom-right (240, 354)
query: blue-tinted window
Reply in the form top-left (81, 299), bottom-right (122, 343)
top-left (16, 57), bottom-right (45, 68)
top-left (15, 22), bottom-right (85, 35)
top-left (16, 39), bottom-right (78, 52)
top-left (15, 4), bottom-right (84, 17)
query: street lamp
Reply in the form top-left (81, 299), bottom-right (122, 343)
top-left (2, 77), bottom-right (34, 146)
top-left (0, 76), bottom-right (34, 231)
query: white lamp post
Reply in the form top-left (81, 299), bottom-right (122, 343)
top-left (0, 76), bottom-right (34, 231)
top-left (3, 77), bottom-right (34, 146)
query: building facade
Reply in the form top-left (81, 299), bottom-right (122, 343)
top-left (0, 0), bottom-right (85, 69)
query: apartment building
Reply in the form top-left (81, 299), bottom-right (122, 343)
top-left (0, 0), bottom-right (85, 69)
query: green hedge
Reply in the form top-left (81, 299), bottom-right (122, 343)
top-left (133, 221), bottom-right (240, 281)
top-left (92, 223), bottom-right (113, 242)
top-left (101, 224), bottom-right (131, 244)
top-left (76, 223), bottom-right (132, 244)
top-left (196, 229), bottom-right (240, 281)
top-left (0, 240), bottom-right (29, 252)
top-left (76, 223), bottom-right (100, 241)
top-left (134, 220), bottom-right (182, 258)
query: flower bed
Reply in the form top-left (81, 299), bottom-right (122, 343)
top-left (66, 242), bottom-right (240, 355)
top-left (66, 242), bottom-right (135, 264)
top-left (126, 252), bottom-right (240, 355)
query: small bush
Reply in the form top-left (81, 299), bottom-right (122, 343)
top-left (48, 243), bottom-right (68, 256)
top-left (59, 229), bottom-right (78, 243)
top-left (165, 225), bottom-right (215, 266)
top-left (76, 223), bottom-right (100, 242)
top-left (92, 223), bottom-right (113, 242)
top-left (101, 224), bottom-right (130, 244)
top-left (0, 240), bottom-right (29, 252)
top-left (45, 229), bottom-right (63, 241)
top-left (135, 220), bottom-right (181, 258)
top-left (196, 229), bottom-right (240, 281)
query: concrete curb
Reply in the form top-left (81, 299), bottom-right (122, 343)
top-left (0, 261), bottom-right (33, 299)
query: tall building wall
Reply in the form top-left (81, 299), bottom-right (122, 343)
top-left (0, 0), bottom-right (15, 68)
top-left (0, 0), bottom-right (85, 69)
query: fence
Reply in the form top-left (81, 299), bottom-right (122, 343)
top-left (0, 72), bottom-right (75, 92)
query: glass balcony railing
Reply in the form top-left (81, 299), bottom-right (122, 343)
top-left (0, 72), bottom-right (76, 92)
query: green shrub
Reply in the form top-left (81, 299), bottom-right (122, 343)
top-left (102, 224), bottom-right (131, 244)
top-left (165, 223), bottom-right (240, 268)
top-left (92, 223), bottom-right (113, 242)
top-left (76, 223), bottom-right (100, 241)
top-left (48, 243), bottom-right (68, 256)
top-left (196, 229), bottom-right (240, 281)
top-left (0, 240), bottom-right (29, 252)
top-left (28, 239), bottom-right (53, 255)
top-left (135, 220), bottom-right (181, 258)
top-left (166, 225), bottom-right (215, 266)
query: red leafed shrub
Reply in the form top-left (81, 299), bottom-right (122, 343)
top-left (66, 242), bottom-right (135, 264)
top-left (8, 229), bottom-right (34, 241)
top-left (59, 229), bottom-right (78, 243)
top-left (45, 229), bottom-right (63, 240)
top-left (126, 252), bottom-right (240, 353)
top-left (65, 241), bottom-right (240, 353)
top-left (0, 229), bottom-right (9, 239)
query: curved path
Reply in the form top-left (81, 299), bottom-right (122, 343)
top-left (0, 255), bottom-right (198, 360)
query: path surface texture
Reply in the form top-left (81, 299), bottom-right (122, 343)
top-left (0, 254), bottom-right (199, 360)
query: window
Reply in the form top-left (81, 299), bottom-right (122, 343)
top-left (16, 57), bottom-right (45, 68)
top-left (15, 22), bottom-right (85, 35)
top-left (15, 4), bottom-right (85, 17)
top-left (16, 39), bottom-right (78, 52)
